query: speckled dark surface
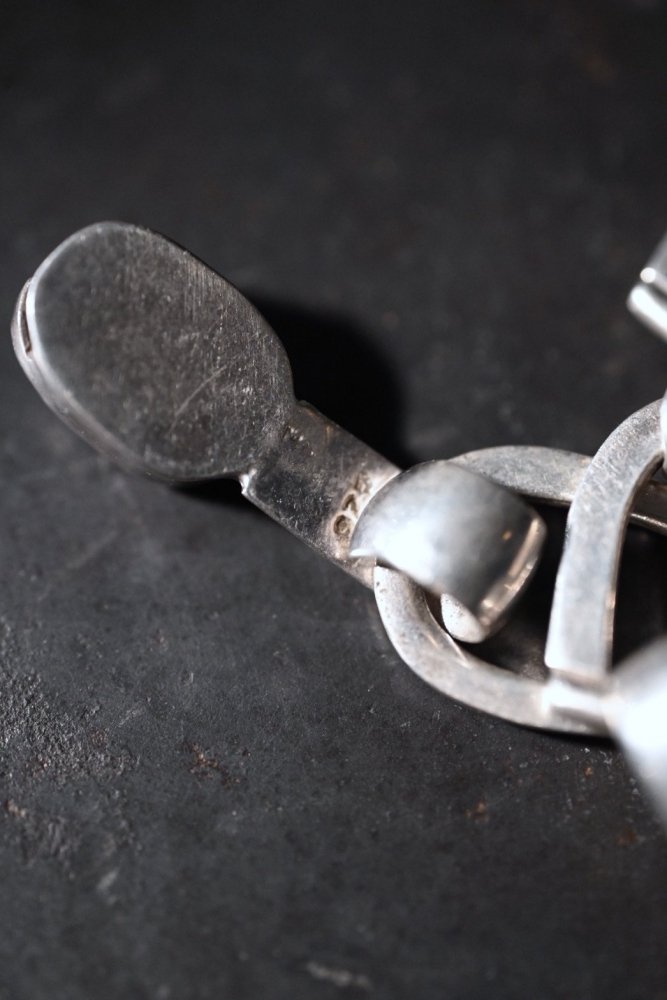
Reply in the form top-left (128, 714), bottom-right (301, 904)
top-left (2, 2), bottom-right (667, 998)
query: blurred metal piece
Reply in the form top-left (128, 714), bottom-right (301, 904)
top-left (627, 231), bottom-right (667, 341)
top-left (608, 639), bottom-right (667, 826)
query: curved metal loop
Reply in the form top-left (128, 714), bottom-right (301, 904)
top-left (350, 461), bottom-right (545, 643)
top-left (545, 401), bottom-right (663, 686)
top-left (371, 437), bottom-right (667, 734)
top-left (373, 565), bottom-right (606, 735)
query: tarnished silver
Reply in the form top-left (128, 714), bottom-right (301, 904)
top-left (350, 461), bottom-right (545, 643)
top-left (368, 439), bottom-right (667, 734)
top-left (451, 445), bottom-right (667, 533)
top-left (12, 223), bottom-right (400, 586)
top-left (11, 221), bottom-right (667, 830)
top-left (372, 566), bottom-right (605, 735)
top-left (12, 223), bottom-right (544, 608)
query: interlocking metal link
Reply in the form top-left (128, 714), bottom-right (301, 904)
top-left (352, 437), bottom-right (667, 733)
top-left (11, 221), bottom-right (667, 829)
top-left (350, 461), bottom-right (545, 643)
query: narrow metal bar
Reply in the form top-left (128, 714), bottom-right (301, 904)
top-left (545, 401), bottom-right (663, 686)
top-left (451, 444), bottom-right (667, 535)
top-left (242, 402), bottom-right (399, 587)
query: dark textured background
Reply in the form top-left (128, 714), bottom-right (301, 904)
top-left (2, 2), bottom-right (667, 998)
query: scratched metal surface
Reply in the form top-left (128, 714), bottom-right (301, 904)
top-left (1, 2), bottom-right (667, 998)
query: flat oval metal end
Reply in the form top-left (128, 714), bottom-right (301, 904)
top-left (350, 461), bottom-right (545, 643)
top-left (13, 222), bottom-right (295, 482)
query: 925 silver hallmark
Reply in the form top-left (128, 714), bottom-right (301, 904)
top-left (11, 222), bottom-right (667, 828)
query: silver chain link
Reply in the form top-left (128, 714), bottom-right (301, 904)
top-left (12, 222), bottom-right (667, 828)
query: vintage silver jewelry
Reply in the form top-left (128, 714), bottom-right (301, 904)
top-left (11, 222), bottom-right (667, 828)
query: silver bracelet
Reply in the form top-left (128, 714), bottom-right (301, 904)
top-left (12, 222), bottom-right (667, 828)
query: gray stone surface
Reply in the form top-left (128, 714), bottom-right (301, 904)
top-left (2, 2), bottom-right (667, 997)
